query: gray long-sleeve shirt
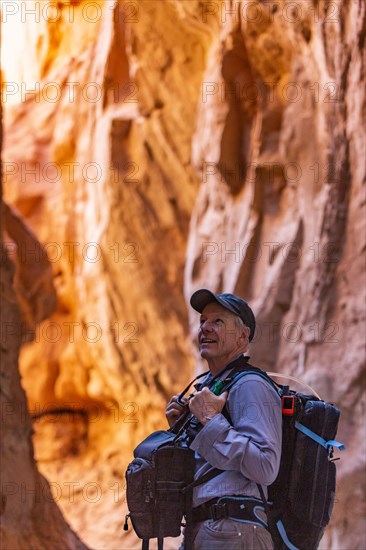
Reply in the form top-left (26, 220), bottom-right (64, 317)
top-left (189, 372), bottom-right (282, 507)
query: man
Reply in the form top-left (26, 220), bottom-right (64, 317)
top-left (166, 289), bottom-right (282, 549)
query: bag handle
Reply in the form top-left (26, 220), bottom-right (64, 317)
top-left (176, 370), bottom-right (210, 404)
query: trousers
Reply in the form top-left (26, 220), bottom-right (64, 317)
top-left (180, 516), bottom-right (274, 550)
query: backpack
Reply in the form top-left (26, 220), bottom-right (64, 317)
top-left (268, 394), bottom-right (339, 549)
top-left (125, 443), bottom-right (194, 548)
top-left (124, 360), bottom-right (345, 550)
top-left (223, 368), bottom-right (345, 550)
top-left (124, 370), bottom-right (214, 549)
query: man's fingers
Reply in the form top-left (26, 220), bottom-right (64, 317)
top-left (166, 396), bottom-right (188, 420)
top-left (168, 395), bottom-right (188, 406)
top-left (167, 404), bottom-right (183, 416)
top-left (220, 391), bottom-right (228, 402)
top-left (168, 398), bottom-right (188, 410)
top-left (188, 387), bottom-right (228, 423)
top-left (168, 395), bottom-right (180, 404)
top-left (167, 404), bottom-right (180, 414)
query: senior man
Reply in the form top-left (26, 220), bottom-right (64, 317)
top-left (166, 289), bottom-right (282, 549)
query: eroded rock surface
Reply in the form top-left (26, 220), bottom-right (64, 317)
top-left (2, 1), bottom-right (365, 549)
top-left (0, 207), bottom-right (87, 548)
top-left (185, 2), bottom-right (366, 548)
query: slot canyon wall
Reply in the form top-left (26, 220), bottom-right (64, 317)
top-left (1, 1), bottom-right (365, 549)
top-left (0, 195), bottom-right (88, 549)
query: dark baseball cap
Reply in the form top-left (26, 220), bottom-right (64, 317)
top-left (190, 289), bottom-right (256, 341)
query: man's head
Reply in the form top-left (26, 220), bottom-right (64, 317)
top-left (190, 289), bottom-right (256, 372)
top-left (190, 289), bottom-right (256, 341)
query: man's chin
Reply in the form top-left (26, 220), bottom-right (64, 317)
top-left (200, 349), bottom-right (212, 359)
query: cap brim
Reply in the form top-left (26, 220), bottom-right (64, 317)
top-left (190, 289), bottom-right (238, 317)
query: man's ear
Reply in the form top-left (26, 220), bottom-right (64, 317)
top-left (238, 325), bottom-right (250, 343)
top-left (242, 326), bottom-right (250, 343)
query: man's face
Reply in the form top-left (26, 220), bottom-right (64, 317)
top-left (198, 302), bottom-right (247, 364)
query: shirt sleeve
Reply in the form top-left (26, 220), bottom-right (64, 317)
top-left (189, 375), bottom-right (282, 485)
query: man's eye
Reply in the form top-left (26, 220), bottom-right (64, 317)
top-left (215, 319), bottom-right (223, 324)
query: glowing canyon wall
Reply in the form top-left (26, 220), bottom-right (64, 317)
top-left (1, 1), bottom-right (365, 549)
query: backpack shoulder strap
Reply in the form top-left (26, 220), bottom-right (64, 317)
top-left (217, 366), bottom-right (280, 426)
top-left (219, 365), bottom-right (280, 395)
top-left (187, 365), bottom-right (280, 491)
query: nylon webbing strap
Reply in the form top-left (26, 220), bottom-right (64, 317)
top-left (222, 369), bottom-right (279, 394)
top-left (256, 484), bottom-right (278, 543)
top-left (295, 422), bottom-right (345, 451)
top-left (181, 467), bottom-right (223, 494)
top-left (142, 538), bottom-right (163, 549)
top-left (276, 520), bottom-right (299, 550)
top-left (257, 484), bottom-right (298, 550)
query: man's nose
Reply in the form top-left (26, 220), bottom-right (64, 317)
top-left (200, 320), bottom-right (213, 331)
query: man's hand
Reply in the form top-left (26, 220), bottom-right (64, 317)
top-left (189, 387), bottom-right (228, 425)
top-left (166, 395), bottom-right (188, 427)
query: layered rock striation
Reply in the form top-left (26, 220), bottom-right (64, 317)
top-left (1, 168), bottom-right (87, 548)
top-left (2, 0), bottom-right (365, 548)
top-left (185, 1), bottom-right (366, 547)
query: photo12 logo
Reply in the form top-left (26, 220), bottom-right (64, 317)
top-left (1, 1), bottom-right (140, 24)
top-left (2, 81), bottom-right (139, 105)
top-left (199, 1), bottom-right (342, 25)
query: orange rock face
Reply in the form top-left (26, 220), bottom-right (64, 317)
top-left (2, 1), bottom-right (365, 549)
top-left (0, 199), bottom-right (87, 548)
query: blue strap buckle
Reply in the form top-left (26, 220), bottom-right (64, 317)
top-left (295, 422), bottom-right (345, 454)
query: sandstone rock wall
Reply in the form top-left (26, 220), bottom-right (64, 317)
top-left (3, 1), bottom-right (205, 547)
top-left (185, 2), bottom-right (366, 547)
top-left (2, 1), bottom-right (365, 549)
top-left (1, 128), bottom-right (87, 548)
